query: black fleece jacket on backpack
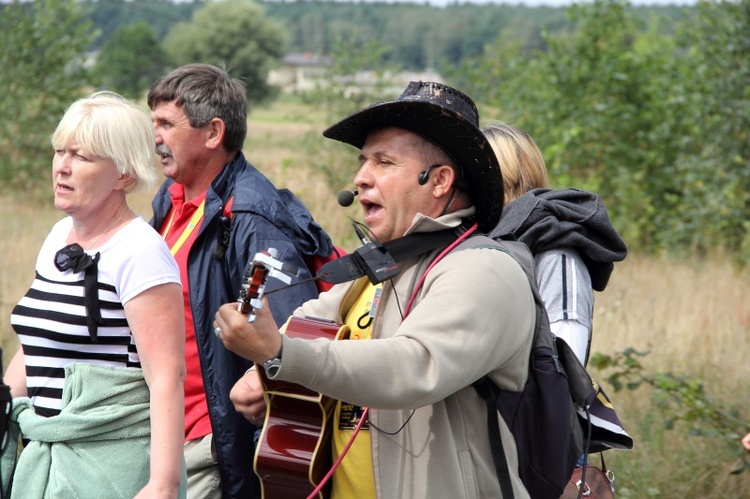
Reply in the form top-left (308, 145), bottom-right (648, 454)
top-left (490, 187), bottom-right (627, 292)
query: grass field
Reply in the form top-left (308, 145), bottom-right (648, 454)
top-left (1, 96), bottom-right (748, 497)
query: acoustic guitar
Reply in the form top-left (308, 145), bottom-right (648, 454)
top-left (255, 316), bottom-right (349, 499)
top-left (238, 250), bottom-right (350, 498)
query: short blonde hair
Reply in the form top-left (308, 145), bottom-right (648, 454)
top-left (51, 91), bottom-right (158, 193)
top-left (482, 122), bottom-right (548, 205)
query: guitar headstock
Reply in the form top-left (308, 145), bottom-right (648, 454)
top-left (238, 248), bottom-right (296, 322)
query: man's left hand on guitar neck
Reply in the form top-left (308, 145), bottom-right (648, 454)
top-left (214, 298), bottom-right (283, 370)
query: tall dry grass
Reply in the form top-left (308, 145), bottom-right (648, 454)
top-left (591, 255), bottom-right (750, 498)
top-left (1, 96), bottom-right (748, 496)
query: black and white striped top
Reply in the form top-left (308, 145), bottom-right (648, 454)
top-left (11, 216), bottom-right (180, 417)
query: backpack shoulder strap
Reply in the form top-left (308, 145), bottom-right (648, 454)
top-left (473, 376), bottom-right (515, 499)
top-left (475, 239), bottom-right (544, 306)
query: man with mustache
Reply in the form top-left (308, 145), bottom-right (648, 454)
top-left (148, 64), bottom-right (333, 499)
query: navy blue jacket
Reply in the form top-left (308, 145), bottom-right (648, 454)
top-left (151, 152), bottom-right (333, 498)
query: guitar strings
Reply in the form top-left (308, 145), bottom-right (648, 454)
top-left (263, 276), bottom-right (320, 295)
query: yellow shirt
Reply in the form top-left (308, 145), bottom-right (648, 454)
top-left (331, 282), bottom-right (382, 499)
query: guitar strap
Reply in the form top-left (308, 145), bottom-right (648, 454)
top-left (316, 225), bottom-right (469, 285)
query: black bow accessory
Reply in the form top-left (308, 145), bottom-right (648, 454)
top-left (54, 243), bottom-right (103, 342)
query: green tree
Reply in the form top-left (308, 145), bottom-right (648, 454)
top-left (522, 0), bottom-right (683, 250)
top-left (0, 0), bottom-right (96, 193)
top-left (95, 21), bottom-right (171, 99)
top-left (83, 0), bottom-right (205, 47)
top-left (452, 0), bottom-right (744, 258)
top-left (163, 0), bottom-right (287, 105)
top-left (667, 0), bottom-right (750, 262)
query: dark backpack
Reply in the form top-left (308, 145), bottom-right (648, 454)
top-left (219, 192), bottom-right (344, 294)
top-left (473, 240), bottom-right (595, 499)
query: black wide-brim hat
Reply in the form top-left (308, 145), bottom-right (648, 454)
top-left (323, 81), bottom-right (504, 233)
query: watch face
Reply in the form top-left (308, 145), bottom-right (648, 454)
top-left (266, 364), bottom-right (280, 377)
top-left (264, 355), bottom-right (281, 378)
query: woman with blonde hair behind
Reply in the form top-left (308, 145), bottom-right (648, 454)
top-left (3, 92), bottom-right (186, 498)
top-left (483, 122), bottom-right (549, 204)
top-left (486, 122), bottom-right (634, 495)
top-left (484, 121), bottom-right (626, 367)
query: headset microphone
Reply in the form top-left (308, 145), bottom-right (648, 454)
top-left (337, 190), bottom-right (359, 207)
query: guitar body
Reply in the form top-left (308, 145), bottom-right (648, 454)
top-left (254, 316), bottom-right (350, 499)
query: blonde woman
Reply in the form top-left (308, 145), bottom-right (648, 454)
top-left (3, 92), bottom-right (186, 498)
top-left (484, 122), bottom-right (627, 367)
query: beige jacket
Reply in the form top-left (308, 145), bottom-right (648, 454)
top-left (276, 209), bottom-right (535, 498)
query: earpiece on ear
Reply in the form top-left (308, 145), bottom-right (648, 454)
top-left (418, 164), bottom-right (440, 186)
top-left (418, 170), bottom-right (430, 185)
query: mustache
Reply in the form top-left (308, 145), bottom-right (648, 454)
top-left (155, 144), bottom-right (173, 157)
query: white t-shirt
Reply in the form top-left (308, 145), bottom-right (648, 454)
top-left (11, 216), bottom-right (180, 416)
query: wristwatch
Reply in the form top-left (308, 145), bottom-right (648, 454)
top-left (263, 345), bottom-right (283, 378)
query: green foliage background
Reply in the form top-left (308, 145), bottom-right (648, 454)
top-left (96, 22), bottom-right (171, 99)
top-left (0, 0), bottom-right (95, 193)
top-left (163, 0), bottom-right (287, 105)
top-left (0, 0), bottom-right (747, 259)
top-left (449, 0), bottom-right (750, 263)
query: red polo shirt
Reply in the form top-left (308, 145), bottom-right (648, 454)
top-left (159, 183), bottom-right (212, 442)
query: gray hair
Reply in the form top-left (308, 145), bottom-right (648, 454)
top-left (147, 64), bottom-right (248, 152)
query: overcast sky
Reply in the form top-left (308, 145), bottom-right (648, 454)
top-left (316, 0), bottom-right (697, 6)
top-left (383, 0), bottom-right (695, 5)
top-left (473, 0), bottom-right (692, 4)
top-left (168, 0), bottom-right (698, 6)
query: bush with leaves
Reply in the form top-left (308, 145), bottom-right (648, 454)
top-left (452, 0), bottom-right (750, 263)
top-left (95, 21), bottom-right (171, 100)
top-left (590, 348), bottom-right (750, 475)
top-left (666, 0), bottom-right (750, 262)
top-left (163, 0), bottom-right (286, 106)
top-left (0, 0), bottom-right (96, 194)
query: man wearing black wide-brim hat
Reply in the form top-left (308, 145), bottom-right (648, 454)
top-left (217, 81), bottom-right (534, 498)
